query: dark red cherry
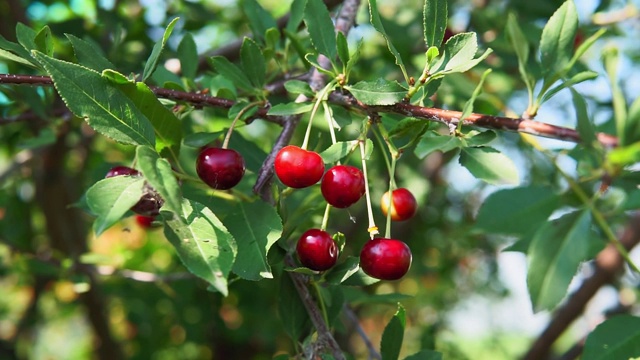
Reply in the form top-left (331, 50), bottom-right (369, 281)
top-left (296, 229), bottom-right (339, 271)
top-left (274, 145), bottom-right (325, 188)
top-left (359, 238), bottom-right (412, 281)
top-left (135, 215), bottom-right (155, 228)
top-left (381, 188), bottom-right (417, 221)
top-left (321, 165), bottom-right (365, 208)
top-left (196, 148), bottom-right (245, 190)
top-left (105, 166), bottom-right (164, 216)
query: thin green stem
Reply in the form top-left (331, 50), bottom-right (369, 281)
top-left (320, 203), bottom-right (331, 231)
top-left (384, 156), bottom-right (398, 239)
top-left (360, 138), bottom-right (378, 239)
top-left (223, 102), bottom-right (260, 148)
top-left (301, 81), bottom-right (336, 150)
top-left (322, 101), bottom-right (338, 145)
top-left (372, 126), bottom-right (392, 176)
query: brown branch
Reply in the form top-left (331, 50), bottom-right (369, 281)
top-left (343, 305), bottom-right (382, 360)
top-left (522, 212), bottom-right (640, 360)
top-left (0, 73), bottom-right (619, 147)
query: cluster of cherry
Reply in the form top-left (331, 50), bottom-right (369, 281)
top-left (105, 142), bottom-right (416, 281)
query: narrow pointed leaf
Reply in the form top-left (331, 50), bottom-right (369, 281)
top-left (240, 37), bottom-right (266, 88)
top-left (457, 69), bottom-right (491, 131)
top-left (142, 17), bottom-right (179, 81)
top-left (571, 89), bottom-right (597, 145)
top-left (475, 186), bottom-right (560, 235)
top-left (381, 304), bottom-right (406, 360)
top-left (86, 176), bottom-right (145, 236)
top-left (582, 315), bottom-right (640, 360)
top-left (542, 71), bottom-right (598, 104)
top-left (527, 210), bottom-right (601, 312)
top-left (286, 0), bottom-right (307, 33)
top-left (32, 52), bottom-right (155, 146)
top-left (241, 0), bottom-right (277, 41)
top-left (304, 0), bottom-right (337, 60)
top-left (163, 199), bottom-right (237, 296)
top-left (0, 33), bottom-right (34, 64)
top-left (16, 23), bottom-right (38, 53)
top-left (136, 146), bottom-right (183, 216)
top-left (177, 33), bottom-right (198, 79)
top-left (346, 79), bottom-right (407, 105)
top-left (423, 0), bottom-right (448, 48)
top-left (268, 102), bottom-right (313, 116)
top-left (321, 139), bottom-right (373, 163)
top-left (404, 350), bottom-right (443, 360)
top-left (539, 0), bottom-right (578, 75)
top-left (459, 146), bottom-right (519, 185)
top-left (336, 31), bottom-right (350, 66)
top-left (33, 26), bottom-right (53, 56)
top-left (66, 34), bottom-right (115, 71)
top-left (221, 201), bottom-right (282, 280)
top-left (368, 0), bottom-right (408, 82)
top-left (506, 14), bottom-right (534, 95)
top-left (210, 56), bottom-right (254, 92)
top-left (415, 132), bottom-right (462, 158)
top-left (603, 47), bottom-right (629, 145)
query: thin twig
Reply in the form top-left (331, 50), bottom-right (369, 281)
top-left (343, 305), bottom-right (382, 360)
top-left (94, 265), bottom-right (194, 282)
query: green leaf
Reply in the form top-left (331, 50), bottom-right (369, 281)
top-left (279, 270), bottom-right (312, 341)
top-left (182, 131), bottom-right (224, 148)
top-left (241, 37), bottom-right (266, 88)
top-left (457, 69), bottom-right (491, 131)
top-left (607, 141), bottom-right (640, 166)
top-left (0, 33), bottom-right (35, 66)
top-left (423, 0), bottom-right (448, 48)
top-left (388, 118), bottom-right (427, 138)
top-left (286, 0), bottom-right (307, 33)
top-left (404, 350), bottom-right (443, 360)
top-left (527, 210), bottom-right (601, 312)
top-left (414, 132), bottom-right (462, 158)
top-left (135, 146), bottom-right (183, 216)
top-left (221, 201), bottom-right (282, 280)
top-left (381, 304), bottom-right (406, 360)
top-left (210, 56), bottom-right (254, 92)
top-left (465, 130), bottom-right (496, 147)
top-left (336, 31), bottom-right (350, 66)
top-left (177, 33), bottom-right (198, 79)
top-left (32, 52), bottom-right (156, 146)
top-left (321, 140), bottom-right (373, 164)
top-left (304, 53), bottom-right (337, 77)
top-left (475, 186), bottom-right (560, 235)
top-left (104, 71), bottom-right (183, 156)
top-left (346, 79), bottom-right (407, 106)
top-left (506, 14), bottom-right (535, 102)
top-left (565, 28), bottom-right (606, 71)
top-left (142, 17), bottom-right (179, 81)
top-left (571, 89), bottom-right (597, 145)
top-left (582, 315), bottom-right (640, 360)
top-left (368, 0), bottom-right (409, 82)
top-left (284, 80), bottom-right (314, 97)
top-left (603, 47), bottom-right (629, 146)
top-left (541, 71), bottom-right (598, 104)
top-left (304, 0), bottom-right (337, 61)
top-left (66, 34), bottom-right (114, 71)
top-left (241, 0), bottom-right (277, 41)
top-left (539, 0), bottom-right (578, 76)
top-left (86, 176), bottom-right (145, 236)
top-left (162, 199), bottom-right (237, 296)
top-left (627, 96), bottom-right (640, 144)
top-left (325, 256), bottom-right (361, 285)
top-left (459, 146), bottom-right (519, 185)
top-left (33, 26), bottom-right (53, 57)
top-left (433, 32), bottom-right (492, 75)
top-left (16, 23), bottom-right (38, 53)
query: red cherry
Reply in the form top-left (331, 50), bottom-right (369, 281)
top-left (381, 188), bottom-right (417, 221)
top-left (135, 215), bottom-right (155, 228)
top-left (321, 165), bottom-right (365, 208)
top-left (196, 147), bottom-right (245, 190)
top-left (105, 166), bottom-right (164, 216)
top-left (359, 238), bottom-right (412, 280)
top-left (296, 229), bottom-right (339, 271)
top-left (274, 145), bottom-right (325, 188)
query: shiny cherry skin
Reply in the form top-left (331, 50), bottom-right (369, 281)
top-left (296, 229), bottom-right (339, 271)
top-left (359, 238), bottom-right (412, 280)
top-left (274, 145), bottom-right (325, 188)
top-left (381, 188), bottom-right (417, 221)
top-left (321, 165), bottom-right (365, 208)
top-left (105, 166), bottom-right (164, 216)
top-left (196, 147), bottom-right (245, 190)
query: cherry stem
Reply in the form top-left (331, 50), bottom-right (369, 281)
top-left (385, 156), bottom-right (398, 239)
top-left (322, 101), bottom-right (338, 145)
top-left (321, 203), bottom-right (332, 231)
top-left (359, 138), bottom-right (378, 239)
top-left (222, 102), bottom-right (258, 149)
top-left (301, 81), bottom-right (336, 150)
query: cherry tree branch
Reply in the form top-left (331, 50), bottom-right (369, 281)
top-left (0, 73), bottom-right (620, 148)
top-left (522, 212), bottom-right (640, 360)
